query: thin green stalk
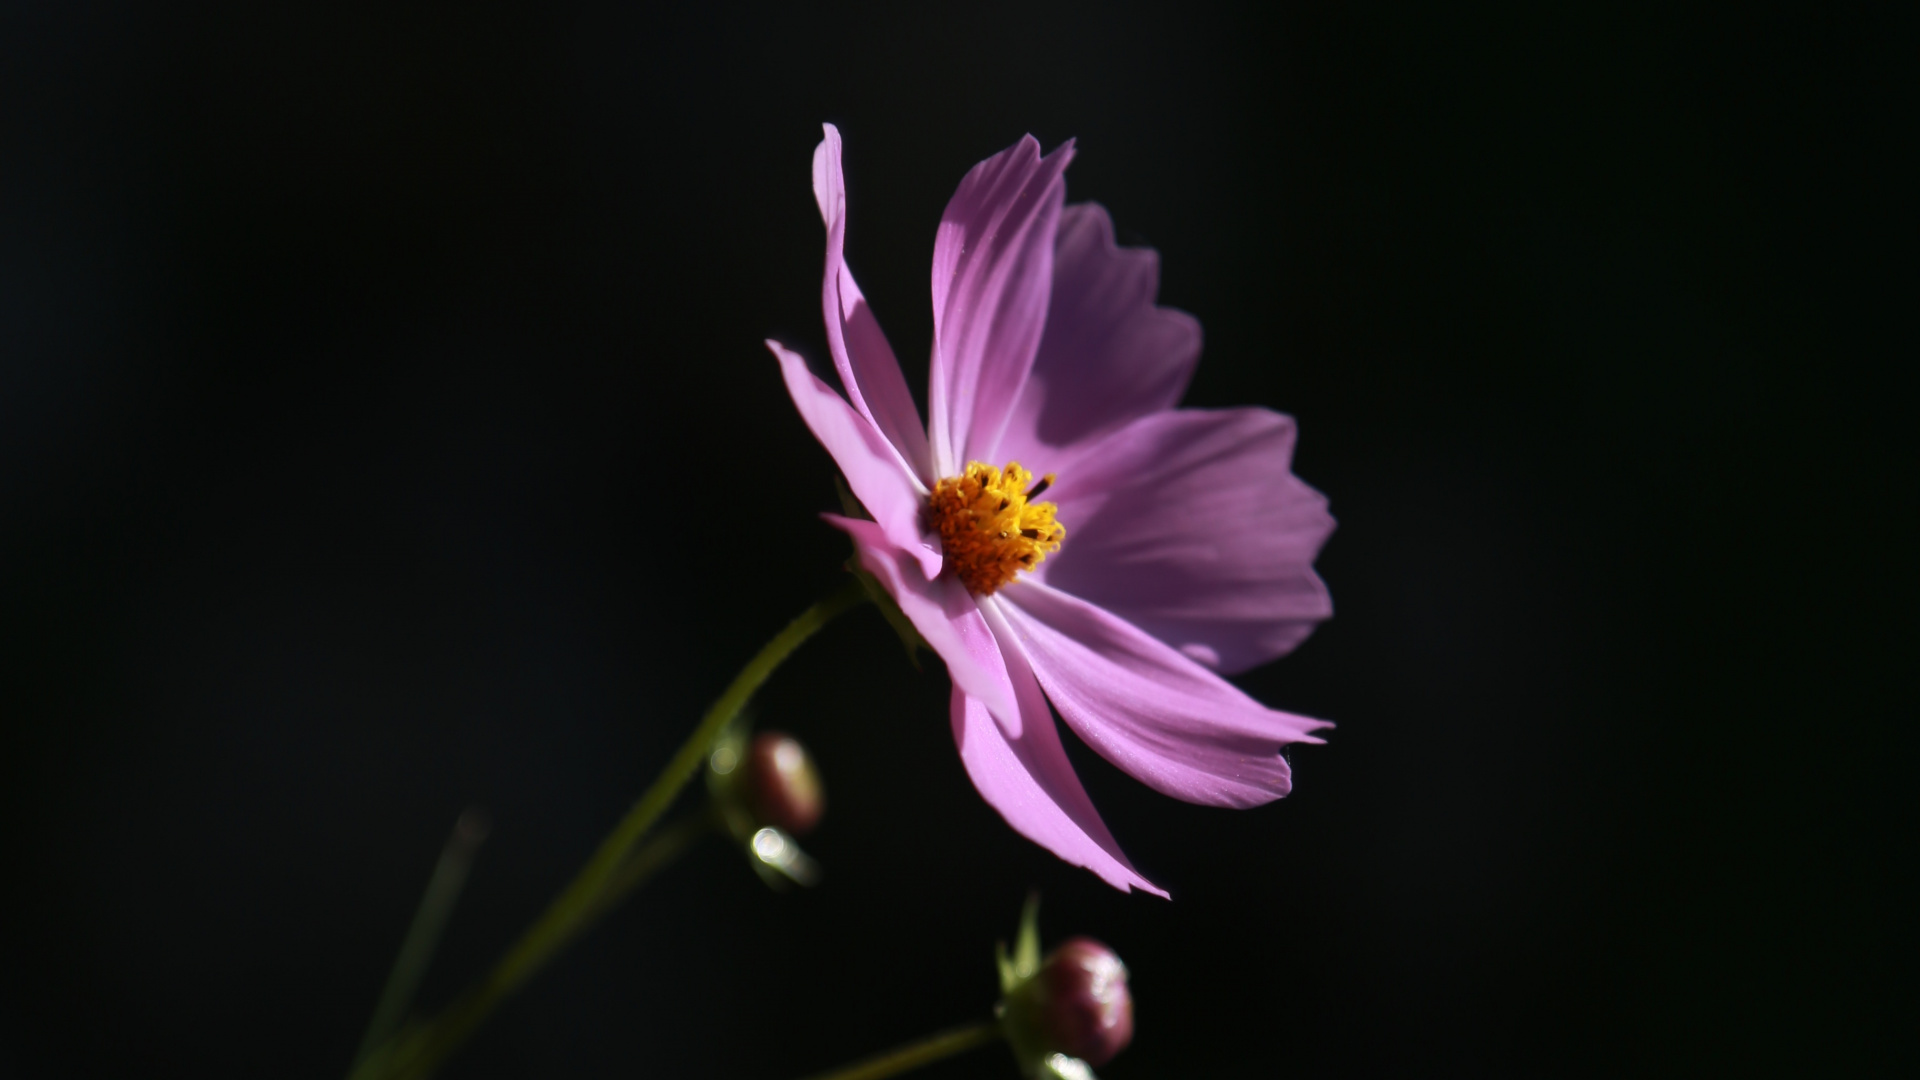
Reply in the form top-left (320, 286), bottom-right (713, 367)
top-left (579, 805), bottom-right (721, 930)
top-left (796, 1021), bottom-right (1003, 1080)
top-left (360, 577), bottom-right (869, 1080)
top-left (352, 807), bottom-right (490, 1067)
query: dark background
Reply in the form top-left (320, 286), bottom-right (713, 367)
top-left (2, 3), bottom-right (1906, 1077)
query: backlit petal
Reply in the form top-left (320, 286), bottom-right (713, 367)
top-left (996, 203), bottom-right (1201, 477)
top-left (826, 514), bottom-right (1011, 722)
top-left (950, 598), bottom-right (1165, 896)
top-left (1000, 581), bottom-right (1329, 808)
top-left (769, 341), bottom-right (941, 579)
top-left (812, 125), bottom-right (932, 481)
top-left (928, 135), bottom-right (1074, 475)
top-left (1037, 407), bottom-right (1333, 673)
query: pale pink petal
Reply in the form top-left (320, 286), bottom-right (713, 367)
top-left (927, 135), bottom-right (1074, 475)
top-left (999, 581), bottom-right (1329, 809)
top-left (1035, 407), bottom-right (1333, 673)
top-left (836, 513), bottom-right (1156, 893)
top-left (826, 514), bottom-right (1012, 722)
top-left (769, 341), bottom-right (941, 579)
top-left (812, 125), bottom-right (932, 482)
top-left (995, 203), bottom-right (1202, 476)
top-left (951, 599), bottom-right (1165, 896)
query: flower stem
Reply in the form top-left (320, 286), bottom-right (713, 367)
top-left (579, 803), bottom-right (722, 929)
top-left (796, 1021), bottom-right (1003, 1080)
top-left (358, 577), bottom-right (870, 1080)
top-left (352, 807), bottom-right (490, 1069)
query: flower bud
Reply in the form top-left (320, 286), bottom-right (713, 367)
top-left (741, 731), bottom-right (824, 835)
top-left (1033, 938), bottom-right (1133, 1065)
top-left (1003, 936), bottom-right (1133, 1073)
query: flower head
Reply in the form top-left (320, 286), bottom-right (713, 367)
top-left (769, 125), bottom-right (1334, 895)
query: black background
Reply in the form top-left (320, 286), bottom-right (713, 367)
top-left (2, 3), bottom-right (1906, 1077)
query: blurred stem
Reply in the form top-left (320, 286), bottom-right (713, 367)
top-left (358, 576), bottom-right (869, 1080)
top-left (578, 804), bottom-right (722, 930)
top-left (797, 1021), bottom-right (1003, 1080)
top-left (352, 807), bottom-right (490, 1068)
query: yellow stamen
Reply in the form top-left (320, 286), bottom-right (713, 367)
top-left (925, 461), bottom-right (1065, 596)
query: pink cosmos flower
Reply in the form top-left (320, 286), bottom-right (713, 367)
top-left (767, 125), bottom-right (1333, 895)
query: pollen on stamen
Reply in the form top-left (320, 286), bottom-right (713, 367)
top-left (925, 461), bottom-right (1065, 596)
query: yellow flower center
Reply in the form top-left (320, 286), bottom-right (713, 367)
top-left (925, 461), bottom-right (1065, 596)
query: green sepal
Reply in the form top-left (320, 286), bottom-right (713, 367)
top-left (1038, 1053), bottom-right (1098, 1079)
top-left (999, 893), bottom-right (1089, 1079)
top-left (704, 710), bottom-right (822, 890)
top-left (704, 707), bottom-right (755, 841)
top-left (746, 825), bottom-right (823, 890)
top-left (996, 942), bottom-right (1020, 996)
top-left (1013, 891), bottom-right (1042, 981)
top-left (996, 891), bottom-right (1044, 995)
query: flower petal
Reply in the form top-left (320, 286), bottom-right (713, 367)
top-left (813, 125), bottom-right (932, 482)
top-left (928, 135), bottom-right (1074, 475)
top-left (951, 598), bottom-right (1165, 896)
top-left (833, 515), bottom-right (1159, 895)
top-left (995, 203), bottom-right (1202, 476)
top-left (1037, 407), bottom-right (1334, 673)
top-left (769, 340), bottom-right (941, 579)
top-left (999, 581), bottom-right (1330, 809)
top-left (825, 514), bottom-right (1012, 722)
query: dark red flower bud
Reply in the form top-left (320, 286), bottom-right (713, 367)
top-left (1032, 938), bottom-right (1132, 1066)
top-left (742, 731), bottom-right (824, 835)
top-left (1003, 935), bottom-right (1133, 1073)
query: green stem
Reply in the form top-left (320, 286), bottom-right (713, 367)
top-left (360, 577), bottom-right (869, 1080)
top-left (352, 807), bottom-right (490, 1068)
top-left (579, 805), bottom-right (721, 930)
top-left (796, 1021), bottom-right (1003, 1080)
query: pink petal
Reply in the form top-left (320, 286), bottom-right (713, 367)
top-left (951, 599), bottom-right (1165, 896)
top-left (769, 341), bottom-right (941, 579)
top-left (995, 203), bottom-right (1202, 477)
top-left (834, 515), bottom-right (1159, 895)
top-left (826, 514), bottom-right (1013, 723)
top-left (1000, 581), bottom-right (1330, 809)
top-left (812, 125), bottom-right (932, 482)
top-left (1036, 407), bottom-right (1334, 674)
top-left (927, 135), bottom-right (1074, 475)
